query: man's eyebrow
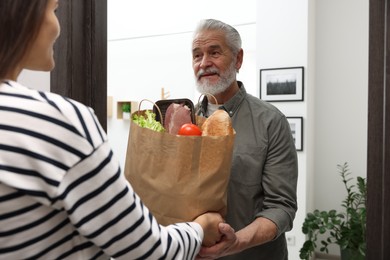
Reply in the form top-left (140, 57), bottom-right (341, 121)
top-left (192, 45), bottom-right (222, 52)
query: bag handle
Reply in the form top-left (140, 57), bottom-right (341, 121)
top-left (197, 93), bottom-right (218, 106)
top-left (195, 93), bottom-right (218, 126)
top-left (136, 99), bottom-right (163, 122)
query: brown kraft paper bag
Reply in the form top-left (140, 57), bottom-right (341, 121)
top-left (124, 110), bottom-right (235, 226)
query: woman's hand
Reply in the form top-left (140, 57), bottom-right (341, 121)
top-left (194, 212), bottom-right (224, 246)
top-left (196, 222), bottom-right (237, 260)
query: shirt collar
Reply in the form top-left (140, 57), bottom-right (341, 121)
top-left (197, 81), bottom-right (247, 118)
top-left (1, 80), bottom-right (12, 87)
top-left (220, 81), bottom-right (246, 117)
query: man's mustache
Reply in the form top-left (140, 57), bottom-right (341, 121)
top-left (197, 68), bottom-right (220, 79)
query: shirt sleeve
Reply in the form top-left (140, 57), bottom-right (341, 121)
top-left (256, 115), bottom-right (298, 237)
top-left (56, 141), bottom-right (203, 259)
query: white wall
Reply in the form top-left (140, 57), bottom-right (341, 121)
top-left (257, 0), bottom-right (368, 257)
top-left (313, 1), bottom-right (369, 254)
top-left (314, 0), bottom-right (368, 213)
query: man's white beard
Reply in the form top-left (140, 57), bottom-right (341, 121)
top-left (196, 62), bottom-right (236, 96)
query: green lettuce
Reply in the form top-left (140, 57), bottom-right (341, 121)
top-left (132, 110), bottom-right (165, 132)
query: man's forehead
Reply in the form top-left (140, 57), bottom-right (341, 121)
top-left (192, 30), bottom-right (226, 49)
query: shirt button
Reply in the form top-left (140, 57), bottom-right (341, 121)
top-left (229, 111), bottom-right (233, 116)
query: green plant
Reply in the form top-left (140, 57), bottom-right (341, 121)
top-left (299, 162), bottom-right (366, 260)
top-left (122, 103), bottom-right (131, 113)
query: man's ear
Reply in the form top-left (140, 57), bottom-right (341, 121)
top-left (236, 48), bottom-right (243, 72)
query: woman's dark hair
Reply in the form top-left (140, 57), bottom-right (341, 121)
top-left (0, 0), bottom-right (48, 80)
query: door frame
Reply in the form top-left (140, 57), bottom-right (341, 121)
top-left (50, 0), bottom-right (107, 130)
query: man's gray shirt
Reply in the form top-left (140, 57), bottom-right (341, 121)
top-left (198, 82), bottom-right (298, 260)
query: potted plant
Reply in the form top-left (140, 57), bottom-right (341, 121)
top-left (299, 162), bottom-right (366, 260)
top-left (122, 102), bottom-right (131, 120)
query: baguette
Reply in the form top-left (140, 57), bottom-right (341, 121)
top-left (201, 110), bottom-right (233, 136)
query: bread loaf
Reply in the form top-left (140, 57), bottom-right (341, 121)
top-left (201, 110), bottom-right (233, 136)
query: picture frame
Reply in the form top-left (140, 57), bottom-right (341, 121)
top-left (260, 66), bottom-right (304, 101)
top-left (286, 117), bottom-right (303, 151)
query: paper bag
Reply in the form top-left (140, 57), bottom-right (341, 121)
top-left (124, 110), bottom-right (235, 226)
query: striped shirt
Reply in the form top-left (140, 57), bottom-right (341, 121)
top-left (0, 80), bottom-right (203, 259)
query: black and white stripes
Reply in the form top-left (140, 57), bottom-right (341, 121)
top-left (0, 81), bottom-right (202, 259)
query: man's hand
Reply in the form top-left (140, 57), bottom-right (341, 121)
top-left (196, 222), bottom-right (237, 259)
top-left (196, 217), bottom-right (278, 259)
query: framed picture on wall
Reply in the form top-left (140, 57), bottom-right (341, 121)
top-left (260, 66), bottom-right (304, 101)
top-left (286, 117), bottom-right (303, 151)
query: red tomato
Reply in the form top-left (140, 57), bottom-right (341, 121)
top-left (178, 123), bottom-right (202, 136)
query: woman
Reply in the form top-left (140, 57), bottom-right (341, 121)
top-left (0, 1), bottom-right (222, 259)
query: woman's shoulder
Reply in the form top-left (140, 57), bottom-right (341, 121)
top-left (3, 80), bottom-right (106, 145)
top-left (12, 81), bottom-right (94, 119)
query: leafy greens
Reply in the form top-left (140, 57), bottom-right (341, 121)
top-left (132, 110), bottom-right (165, 132)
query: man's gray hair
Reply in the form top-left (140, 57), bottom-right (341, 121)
top-left (193, 19), bottom-right (242, 56)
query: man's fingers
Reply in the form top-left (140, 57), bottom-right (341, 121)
top-left (219, 223), bottom-right (235, 238)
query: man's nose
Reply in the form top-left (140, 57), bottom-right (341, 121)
top-left (199, 55), bottom-right (212, 68)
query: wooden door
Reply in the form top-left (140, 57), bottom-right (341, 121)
top-left (50, 0), bottom-right (107, 131)
top-left (367, 0), bottom-right (390, 259)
